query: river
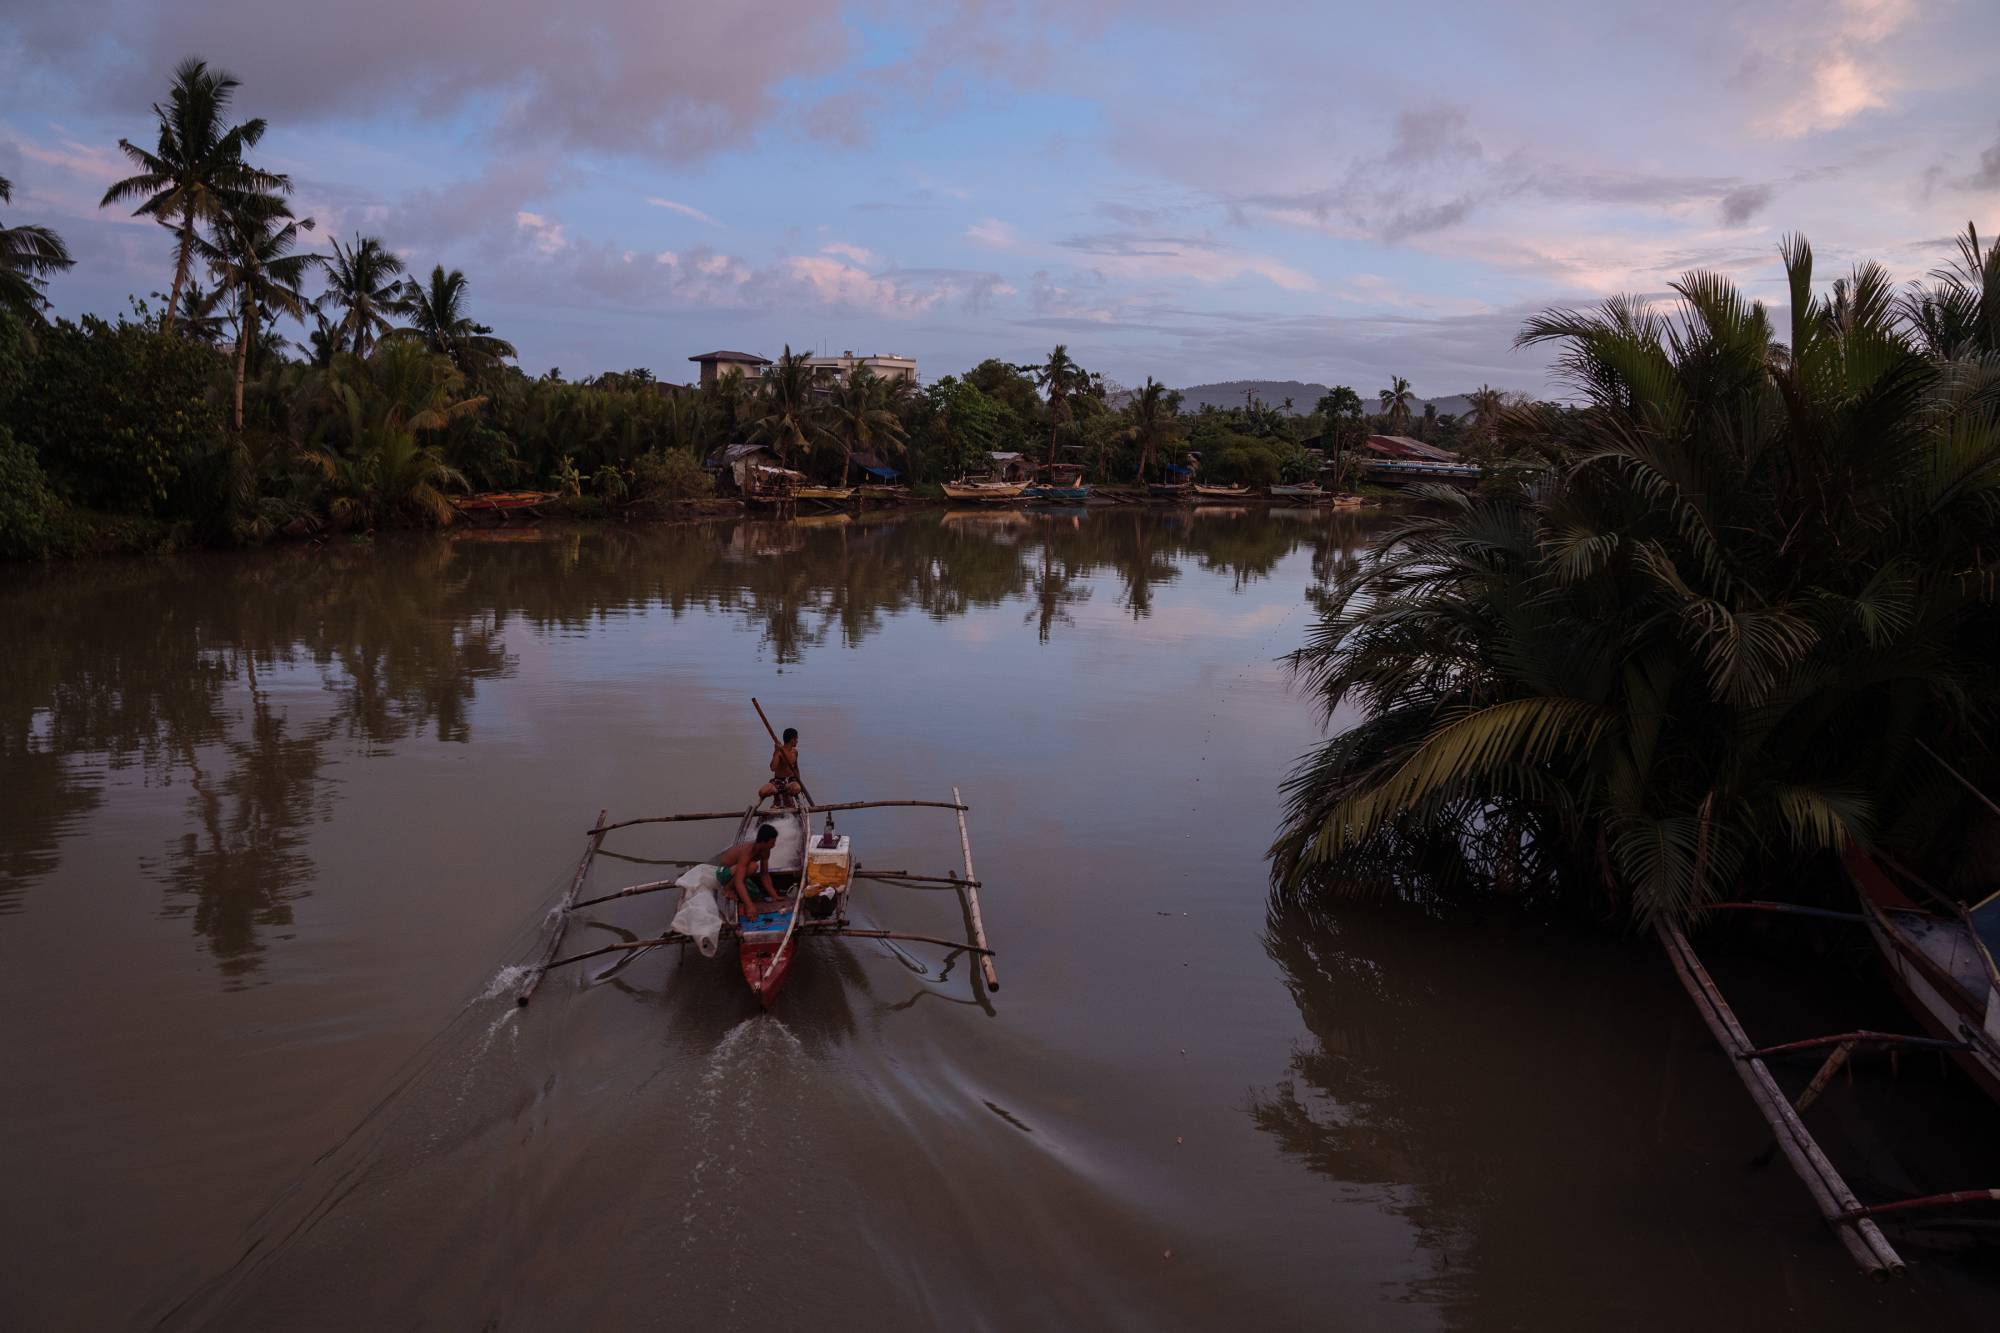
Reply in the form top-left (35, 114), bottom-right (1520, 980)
top-left (1, 507), bottom-right (1993, 1330)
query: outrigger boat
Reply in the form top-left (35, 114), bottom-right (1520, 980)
top-left (516, 790), bottom-right (998, 1009)
top-left (1268, 481), bottom-right (1323, 499)
top-left (448, 490), bottom-right (557, 523)
top-left (1023, 463), bottom-right (1092, 503)
top-left (1846, 846), bottom-right (2000, 1104)
top-left (942, 479), bottom-right (1030, 502)
top-left (1191, 483), bottom-right (1250, 500)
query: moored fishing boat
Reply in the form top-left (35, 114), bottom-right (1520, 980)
top-left (1148, 481), bottom-right (1192, 500)
top-left (1845, 846), bottom-right (2000, 1103)
top-left (1268, 482), bottom-right (1323, 499)
top-left (793, 485), bottom-right (857, 502)
top-left (1191, 484), bottom-right (1250, 500)
top-left (1023, 463), bottom-right (1092, 502)
top-left (448, 490), bottom-right (557, 522)
top-left (943, 479), bottom-right (1030, 502)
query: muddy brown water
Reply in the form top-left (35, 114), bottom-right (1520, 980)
top-left (2, 508), bottom-right (1994, 1330)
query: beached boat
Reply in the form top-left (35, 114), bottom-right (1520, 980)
top-left (793, 485), bottom-right (856, 502)
top-left (943, 480), bottom-right (1030, 502)
top-left (1148, 482), bottom-right (1192, 500)
top-left (1024, 463), bottom-right (1092, 503)
top-left (1846, 847), bottom-right (2000, 1103)
top-left (448, 490), bottom-right (557, 522)
top-left (1268, 482), bottom-right (1323, 499)
top-left (517, 785), bottom-right (998, 1010)
top-left (1192, 484), bottom-right (1250, 500)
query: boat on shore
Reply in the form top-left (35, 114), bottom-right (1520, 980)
top-left (518, 789), bottom-right (999, 1010)
top-left (793, 485), bottom-right (857, 502)
top-left (1148, 482), bottom-right (1192, 500)
top-left (448, 490), bottom-right (557, 522)
top-left (1192, 484), bottom-right (1250, 500)
top-left (1269, 482), bottom-right (1323, 499)
top-left (1024, 463), bottom-right (1092, 502)
top-left (1845, 846), bottom-right (2000, 1103)
top-left (943, 479), bottom-right (1031, 502)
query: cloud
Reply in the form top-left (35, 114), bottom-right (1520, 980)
top-left (1961, 129), bottom-right (2000, 191)
top-left (1749, 0), bottom-right (1912, 138)
top-left (966, 218), bottom-right (1020, 249)
top-left (647, 197), bottom-right (722, 226)
top-left (820, 241), bottom-right (876, 264)
top-left (5, 0), bottom-right (854, 159)
top-left (1055, 230), bottom-right (1318, 291)
top-left (1718, 183), bottom-right (1774, 225)
top-left (515, 210), bottom-right (569, 256)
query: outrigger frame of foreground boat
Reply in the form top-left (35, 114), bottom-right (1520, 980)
top-left (515, 721), bottom-right (998, 1010)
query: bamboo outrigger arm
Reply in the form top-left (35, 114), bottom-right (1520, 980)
top-left (953, 785), bottom-right (999, 991)
top-left (594, 798), bottom-right (969, 835)
top-left (1657, 923), bottom-right (1904, 1276)
top-left (518, 810), bottom-right (609, 1006)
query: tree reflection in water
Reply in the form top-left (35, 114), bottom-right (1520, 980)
top-left (0, 508), bottom-right (1380, 977)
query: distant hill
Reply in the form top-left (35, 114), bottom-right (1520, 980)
top-left (1164, 381), bottom-right (1477, 419)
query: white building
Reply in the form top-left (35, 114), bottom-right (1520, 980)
top-left (804, 351), bottom-right (919, 387)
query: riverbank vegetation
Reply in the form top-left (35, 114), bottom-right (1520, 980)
top-left (1272, 229), bottom-right (2000, 928)
top-left (1, 57), bottom-right (1528, 561)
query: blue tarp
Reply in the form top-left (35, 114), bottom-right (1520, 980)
top-left (1165, 464), bottom-right (1192, 478)
top-left (858, 463), bottom-right (900, 480)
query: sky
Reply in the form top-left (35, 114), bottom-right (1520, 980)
top-left (2, 0), bottom-right (1996, 397)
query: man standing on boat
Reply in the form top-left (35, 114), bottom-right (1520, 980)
top-left (715, 824), bottom-right (785, 918)
top-left (759, 727), bottom-right (802, 806)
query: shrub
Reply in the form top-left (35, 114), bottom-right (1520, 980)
top-left (632, 448), bottom-right (714, 502)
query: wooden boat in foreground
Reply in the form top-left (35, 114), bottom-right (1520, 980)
top-left (517, 791), bottom-right (998, 1009)
top-left (943, 480), bottom-right (1029, 502)
top-left (1846, 846), bottom-right (2000, 1103)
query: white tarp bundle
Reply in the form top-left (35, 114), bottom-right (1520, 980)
top-left (668, 864), bottom-right (725, 957)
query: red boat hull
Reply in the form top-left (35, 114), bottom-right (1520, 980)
top-left (739, 937), bottom-right (795, 1008)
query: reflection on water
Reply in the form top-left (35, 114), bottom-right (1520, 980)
top-left (0, 508), bottom-right (1363, 974)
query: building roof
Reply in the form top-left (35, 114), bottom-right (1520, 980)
top-left (1365, 434), bottom-right (1458, 462)
top-left (688, 350), bottom-right (772, 365)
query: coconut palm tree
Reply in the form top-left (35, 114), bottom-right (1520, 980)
top-left (0, 175), bottom-right (74, 320)
top-left (1463, 384), bottom-right (1507, 443)
top-left (1272, 236), bottom-right (2000, 926)
top-left (1376, 375), bottom-right (1415, 432)
top-left (747, 345), bottom-right (825, 465)
top-left (390, 264), bottom-right (516, 373)
top-left (826, 365), bottom-right (907, 485)
top-left (1123, 377), bottom-right (1179, 482)
top-left (100, 58), bottom-right (288, 333)
top-left (319, 234), bottom-right (405, 358)
top-left (1036, 344), bottom-right (1084, 468)
top-left (200, 198), bottom-right (319, 430)
top-left (1900, 222), bottom-right (2000, 360)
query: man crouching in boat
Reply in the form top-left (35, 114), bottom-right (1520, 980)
top-left (758, 727), bottom-right (802, 806)
top-left (715, 823), bottom-right (787, 918)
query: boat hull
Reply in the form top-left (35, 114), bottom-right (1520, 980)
top-left (1845, 847), bottom-right (2000, 1105)
top-left (942, 482), bottom-right (1029, 502)
top-left (1268, 485), bottom-right (1322, 499)
top-left (1023, 485), bottom-right (1092, 501)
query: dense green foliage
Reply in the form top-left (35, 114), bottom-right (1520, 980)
top-left (1272, 230), bottom-right (2000, 925)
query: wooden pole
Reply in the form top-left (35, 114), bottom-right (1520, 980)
top-left (953, 785), bottom-right (999, 991)
top-left (834, 929), bottom-right (994, 956)
top-left (519, 810), bottom-right (608, 1005)
top-left (570, 877), bottom-right (686, 911)
top-left (1657, 924), bottom-right (1901, 1274)
top-left (854, 870), bottom-right (983, 888)
top-left (596, 798), bottom-right (968, 834)
top-left (1793, 1041), bottom-right (1855, 1117)
top-left (547, 931), bottom-right (687, 972)
top-left (751, 695), bottom-right (815, 807)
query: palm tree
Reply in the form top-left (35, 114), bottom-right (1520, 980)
top-left (1272, 236), bottom-right (2000, 926)
top-left (747, 345), bottom-right (825, 465)
top-left (1036, 344), bottom-right (1083, 469)
top-left (826, 365), bottom-right (907, 485)
top-left (0, 175), bottom-right (75, 320)
top-left (167, 280), bottom-right (231, 346)
top-left (1377, 375), bottom-right (1415, 432)
top-left (307, 340), bottom-right (479, 526)
top-left (200, 198), bottom-right (319, 430)
top-left (1123, 377), bottom-right (1179, 482)
top-left (100, 57), bottom-right (287, 333)
top-left (319, 234), bottom-right (405, 358)
top-left (1900, 222), bottom-right (2000, 359)
top-left (390, 265), bottom-right (516, 373)
top-left (1463, 384), bottom-right (1507, 442)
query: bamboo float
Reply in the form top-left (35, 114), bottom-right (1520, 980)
top-left (518, 810), bottom-right (608, 1006)
top-left (546, 924), bottom-right (996, 973)
top-left (953, 785), bottom-right (999, 991)
top-left (1657, 923), bottom-right (1903, 1275)
top-left (595, 798), bottom-right (968, 835)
